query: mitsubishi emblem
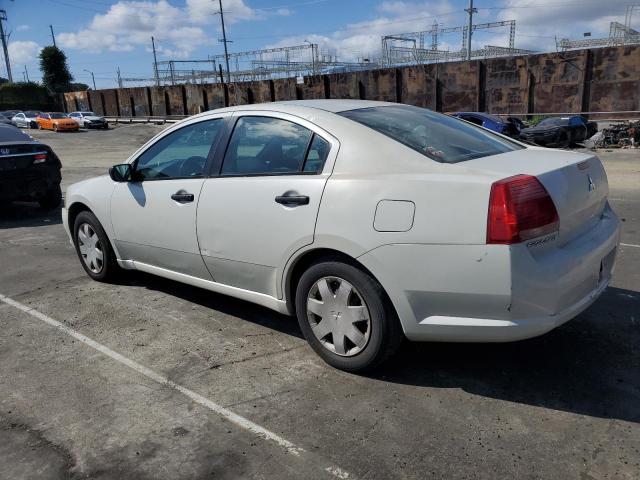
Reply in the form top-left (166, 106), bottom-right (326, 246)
top-left (587, 174), bottom-right (595, 192)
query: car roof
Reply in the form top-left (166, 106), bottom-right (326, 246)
top-left (214, 99), bottom-right (397, 114)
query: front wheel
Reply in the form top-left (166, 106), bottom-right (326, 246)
top-left (295, 260), bottom-right (403, 372)
top-left (73, 211), bottom-right (119, 282)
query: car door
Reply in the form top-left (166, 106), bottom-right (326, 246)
top-left (197, 112), bottom-right (337, 298)
top-left (110, 116), bottom-right (228, 278)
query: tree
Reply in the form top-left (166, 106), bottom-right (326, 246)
top-left (70, 82), bottom-right (90, 91)
top-left (39, 46), bottom-right (73, 93)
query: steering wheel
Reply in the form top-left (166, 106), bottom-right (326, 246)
top-left (180, 156), bottom-right (206, 177)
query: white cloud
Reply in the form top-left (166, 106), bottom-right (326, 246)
top-left (8, 40), bottom-right (41, 65)
top-left (268, 1), bottom-right (460, 61)
top-left (496, 0), bottom-right (633, 50)
top-left (58, 0), bottom-right (266, 59)
top-left (268, 0), bottom-right (633, 62)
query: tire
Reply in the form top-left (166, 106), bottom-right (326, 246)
top-left (38, 184), bottom-right (62, 210)
top-left (73, 211), bottom-right (119, 282)
top-left (295, 260), bottom-right (403, 372)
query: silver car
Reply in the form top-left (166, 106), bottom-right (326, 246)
top-left (62, 100), bottom-right (620, 371)
top-left (12, 111), bottom-right (41, 129)
top-left (69, 111), bottom-right (108, 129)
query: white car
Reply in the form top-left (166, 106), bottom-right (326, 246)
top-left (69, 111), bottom-right (108, 129)
top-left (62, 100), bottom-right (620, 371)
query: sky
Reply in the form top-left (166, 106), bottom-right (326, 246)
top-left (1, 0), bottom-right (637, 88)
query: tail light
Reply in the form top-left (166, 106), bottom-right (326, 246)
top-left (487, 174), bottom-right (559, 244)
top-left (32, 153), bottom-right (47, 164)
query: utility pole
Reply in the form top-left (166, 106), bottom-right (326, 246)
top-left (0, 10), bottom-right (12, 82)
top-left (84, 69), bottom-right (96, 90)
top-left (465, 0), bottom-right (477, 61)
top-left (117, 67), bottom-right (123, 88)
top-left (24, 65), bottom-right (29, 82)
top-left (50, 24), bottom-right (57, 47)
top-left (151, 36), bottom-right (159, 86)
top-left (217, 0), bottom-right (231, 83)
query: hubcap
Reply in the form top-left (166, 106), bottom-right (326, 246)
top-left (306, 276), bottom-right (371, 357)
top-left (77, 223), bottom-right (104, 274)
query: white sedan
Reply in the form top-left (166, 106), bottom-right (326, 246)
top-left (62, 100), bottom-right (620, 371)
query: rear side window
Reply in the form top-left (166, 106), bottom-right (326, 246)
top-left (222, 116), bottom-right (316, 176)
top-left (303, 135), bottom-right (330, 173)
top-left (340, 105), bottom-right (522, 163)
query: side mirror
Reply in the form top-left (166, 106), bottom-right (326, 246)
top-left (109, 163), bottom-right (132, 182)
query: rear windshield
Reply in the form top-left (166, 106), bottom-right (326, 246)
top-left (0, 125), bottom-right (32, 142)
top-left (340, 105), bottom-right (523, 163)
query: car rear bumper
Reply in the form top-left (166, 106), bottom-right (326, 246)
top-left (358, 206), bottom-right (620, 342)
top-left (0, 166), bottom-right (61, 201)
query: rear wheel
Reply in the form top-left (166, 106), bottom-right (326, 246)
top-left (39, 184), bottom-right (62, 209)
top-left (295, 260), bottom-right (403, 372)
top-left (73, 211), bottom-right (119, 282)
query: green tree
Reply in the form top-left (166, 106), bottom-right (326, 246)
top-left (39, 46), bottom-right (73, 93)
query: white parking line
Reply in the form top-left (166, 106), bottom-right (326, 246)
top-left (0, 293), bottom-right (352, 479)
top-left (621, 243), bottom-right (640, 248)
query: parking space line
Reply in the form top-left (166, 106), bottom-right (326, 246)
top-left (621, 243), bottom-right (640, 248)
top-left (0, 293), bottom-right (353, 479)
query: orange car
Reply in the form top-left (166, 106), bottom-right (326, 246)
top-left (37, 112), bottom-right (79, 132)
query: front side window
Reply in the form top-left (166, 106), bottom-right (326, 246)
top-left (134, 119), bottom-right (223, 180)
top-left (340, 105), bottom-right (523, 164)
top-left (221, 116), bottom-right (314, 176)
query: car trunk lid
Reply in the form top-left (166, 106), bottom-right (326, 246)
top-left (465, 148), bottom-right (608, 246)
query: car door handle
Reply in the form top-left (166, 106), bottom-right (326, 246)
top-left (275, 195), bottom-right (309, 206)
top-left (171, 191), bottom-right (194, 203)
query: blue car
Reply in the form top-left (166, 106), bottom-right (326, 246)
top-left (451, 112), bottom-right (521, 137)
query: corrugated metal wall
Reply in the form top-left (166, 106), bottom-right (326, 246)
top-left (63, 45), bottom-right (640, 117)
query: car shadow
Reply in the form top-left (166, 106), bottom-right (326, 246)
top-left (371, 286), bottom-right (640, 424)
top-left (118, 270), bottom-right (303, 339)
top-left (0, 202), bottom-right (62, 229)
top-left (115, 271), bottom-right (640, 423)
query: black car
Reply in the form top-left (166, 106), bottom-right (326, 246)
top-left (520, 116), bottom-right (598, 147)
top-left (0, 124), bottom-right (62, 209)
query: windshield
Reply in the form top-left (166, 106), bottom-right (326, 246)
top-left (81, 112), bottom-right (96, 116)
top-left (537, 117), bottom-right (570, 127)
top-left (49, 113), bottom-right (68, 119)
top-left (340, 105), bottom-right (523, 163)
top-left (25, 111), bottom-right (41, 116)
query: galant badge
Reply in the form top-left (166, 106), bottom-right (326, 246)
top-left (0, 148), bottom-right (10, 155)
top-left (587, 174), bottom-right (596, 192)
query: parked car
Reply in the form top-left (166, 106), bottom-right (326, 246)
top-left (520, 116), bottom-right (598, 147)
top-left (62, 100), bottom-right (620, 372)
top-left (451, 112), bottom-right (522, 137)
top-left (69, 111), bottom-right (109, 129)
top-left (1, 110), bottom-right (22, 122)
top-left (0, 124), bottom-right (62, 208)
top-left (12, 111), bottom-right (41, 129)
top-left (0, 115), bottom-right (14, 126)
top-left (37, 112), bottom-right (79, 132)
